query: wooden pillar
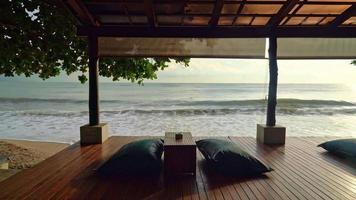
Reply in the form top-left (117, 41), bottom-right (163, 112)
top-left (257, 37), bottom-right (285, 145)
top-left (80, 36), bottom-right (108, 145)
top-left (88, 35), bottom-right (99, 126)
top-left (266, 36), bottom-right (278, 126)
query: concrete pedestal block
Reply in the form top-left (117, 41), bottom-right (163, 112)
top-left (257, 124), bottom-right (286, 145)
top-left (80, 123), bottom-right (109, 145)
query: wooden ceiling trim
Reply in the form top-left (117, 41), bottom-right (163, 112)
top-left (95, 13), bottom-right (341, 18)
top-left (85, 1), bottom-right (355, 6)
top-left (77, 26), bottom-right (356, 38)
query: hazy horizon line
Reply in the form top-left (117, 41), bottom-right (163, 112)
top-left (0, 79), bottom-right (348, 85)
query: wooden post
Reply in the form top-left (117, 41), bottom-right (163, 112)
top-left (266, 36), bottom-right (278, 126)
top-left (88, 35), bottom-right (99, 126)
top-left (257, 36), bottom-right (285, 145)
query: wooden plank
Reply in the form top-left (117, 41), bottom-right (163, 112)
top-left (83, 13), bottom-right (342, 18)
top-left (233, 137), bottom-right (312, 199)
top-left (0, 136), bottom-right (355, 200)
top-left (0, 142), bottom-right (90, 199)
top-left (49, 137), bottom-right (139, 199)
top-left (281, 3), bottom-right (305, 26)
top-left (330, 4), bottom-right (356, 27)
top-left (209, 0), bottom-right (224, 27)
top-left (267, 0), bottom-right (299, 28)
top-left (236, 138), bottom-right (327, 200)
top-left (195, 150), bottom-right (211, 200)
top-left (144, 0), bottom-right (157, 27)
top-left (85, 1), bottom-right (355, 6)
top-left (64, 0), bottom-right (98, 26)
top-left (289, 137), bottom-right (356, 180)
top-left (280, 139), bottom-right (356, 200)
top-left (196, 150), bottom-right (224, 200)
top-left (231, 137), bottom-right (309, 200)
top-left (247, 137), bottom-right (347, 200)
top-left (235, 137), bottom-right (356, 200)
top-left (270, 141), bottom-right (353, 200)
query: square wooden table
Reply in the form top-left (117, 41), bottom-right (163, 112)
top-left (164, 132), bottom-right (196, 176)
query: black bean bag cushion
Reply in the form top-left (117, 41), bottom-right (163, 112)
top-left (318, 139), bottom-right (356, 157)
top-left (98, 139), bottom-right (164, 176)
top-left (196, 139), bottom-right (272, 177)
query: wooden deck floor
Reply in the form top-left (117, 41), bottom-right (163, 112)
top-left (0, 136), bottom-right (355, 200)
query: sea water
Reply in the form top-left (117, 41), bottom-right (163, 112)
top-left (1, 81), bottom-right (356, 143)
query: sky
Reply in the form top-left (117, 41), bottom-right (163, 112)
top-left (2, 59), bottom-right (356, 84)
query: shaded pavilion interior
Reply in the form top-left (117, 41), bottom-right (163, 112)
top-left (62, 0), bottom-right (356, 129)
top-left (69, 0), bottom-right (356, 36)
top-left (1, 0), bottom-right (356, 199)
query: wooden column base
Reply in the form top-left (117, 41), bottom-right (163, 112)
top-left (257, 124), bottom-right (286, 145)
top-left (80, 123), bottom-right (109, 145)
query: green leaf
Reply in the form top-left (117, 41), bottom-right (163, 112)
top-left (0, 0), bottom-right (190, 84)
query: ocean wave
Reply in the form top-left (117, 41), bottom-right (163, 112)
top-left (3, 106), bottom-right (356, 117)
top-left (0, 97), bottom-right (355, 107)
top-left (95, 107), bottom-right (356, 116)
top-left (0, 97), bottom-right (122, 104)
top-left (177, 99), bottom-right (356, 107)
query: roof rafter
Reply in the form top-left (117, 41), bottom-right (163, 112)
top-left (281, 1), bottom-right (304, 26)
top-left (209, 0), bottom-right (224, 27)
top-left (329, 4), bottom-right (356, 27)
top-left (267, 0), bottom-right (299, 28)
top-left (231, 0), bottom-right (246, 25)
top-left (144, 0), bottom-right (156, 27)
top-left (63, 0), bottom-right (356, 38)
top-left (64, 0), bottom-right (99, 26)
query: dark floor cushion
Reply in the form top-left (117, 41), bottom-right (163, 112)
top-left (196, 139), bottom-right (272, 177)
top-left (98, 138), bottom-right (164, 175)
top-left (318, 139), bottom-right (356, 157)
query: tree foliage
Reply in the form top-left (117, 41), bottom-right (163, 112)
top-left (0, 0), bottom-right (189, 84)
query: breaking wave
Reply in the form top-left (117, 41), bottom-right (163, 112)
top-left (2, 99), bottom-right (356, 117)
top-left (0, 97), bottom-right (355, 107)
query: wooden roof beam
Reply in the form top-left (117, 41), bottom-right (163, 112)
top-left (329, 5), bottom-right (356, 28)
top-left (267, 0), bottom-right (299, 28)
top-left (209, 0), bottom-right (224, 27)
top-left (64, 0), bottom-right (99, 26)
top-left (144, 0), bottom-right (157, 27)
top-left (77, 26), bottom-right (356, 38)
top-left (86, 1), bottom-right (354, 6)
top-left (232, 0), bottom-right (246, 25)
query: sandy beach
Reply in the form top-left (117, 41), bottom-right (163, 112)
top-left (0, 139), bottom-right (69, 182)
